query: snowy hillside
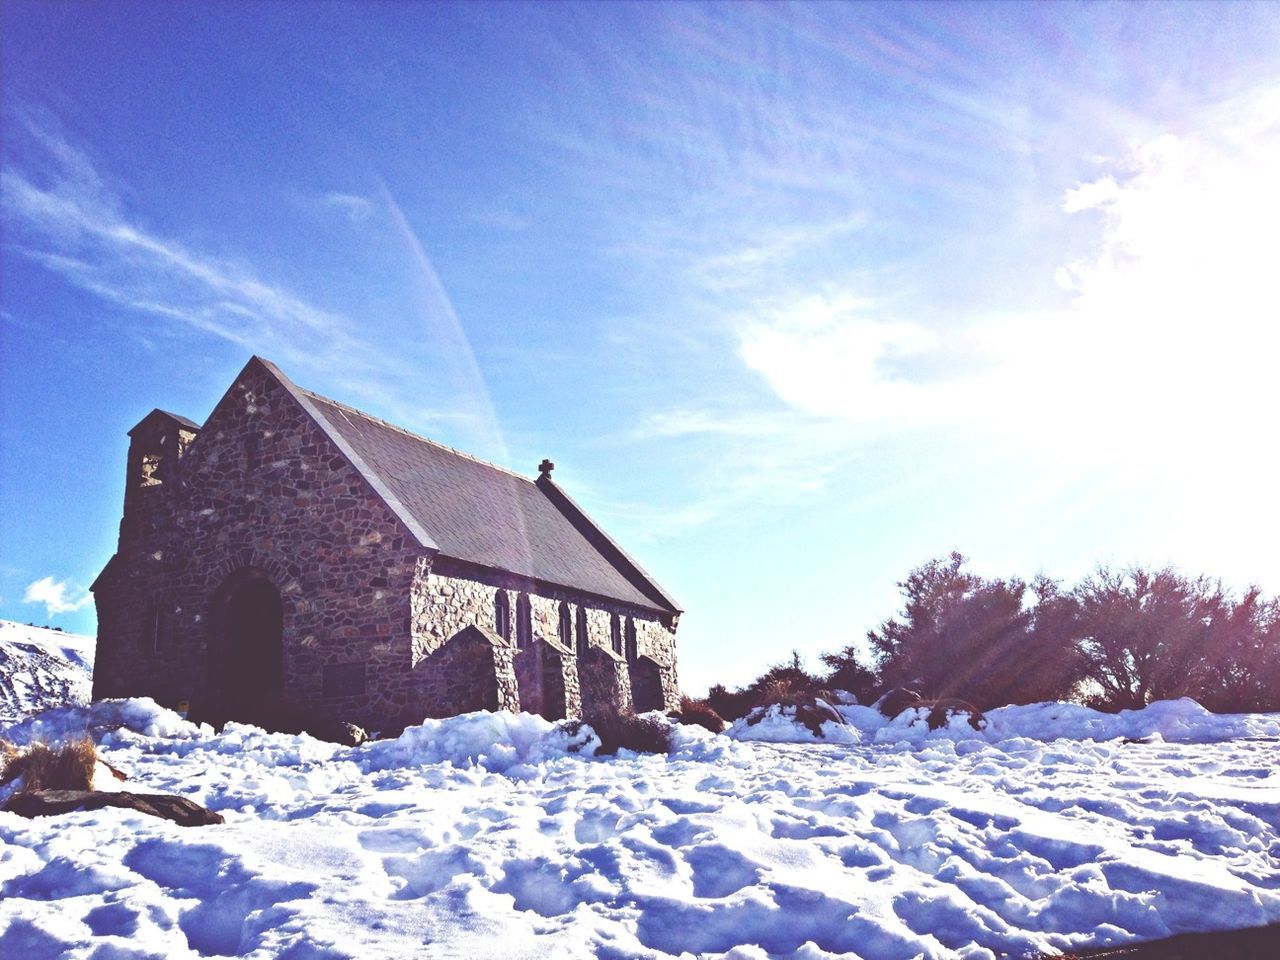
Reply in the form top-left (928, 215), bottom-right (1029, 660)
top-left (1, 697), bottom-right (1278, 958)
top-left (0, 619), bottom-right (94, 722)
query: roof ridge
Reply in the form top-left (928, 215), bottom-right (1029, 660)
top-left (300, 389), bottom-right (534, 484)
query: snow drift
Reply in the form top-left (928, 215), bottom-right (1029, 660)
top-left (727, 696), bottom-right (1280, 746)
top-left (1, 694), bottom-right (1277, 959)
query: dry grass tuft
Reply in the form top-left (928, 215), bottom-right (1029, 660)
top-left (670, 696), bottom-right (725, 734)
top-left (0, 737), bottom-right (99, 793)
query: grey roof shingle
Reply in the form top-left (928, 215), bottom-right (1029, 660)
top-left (297, 389), bottom-right (678, 614)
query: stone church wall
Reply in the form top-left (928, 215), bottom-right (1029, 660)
top-left (410, 561), bottom-right (680, 716)
top-left (93, 362), bottom-right (425, 729)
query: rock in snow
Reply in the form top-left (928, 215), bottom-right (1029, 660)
top-left (0, 695), bottom-right (1277, 958)
top-left (3, 789), bottom-right (224, 827)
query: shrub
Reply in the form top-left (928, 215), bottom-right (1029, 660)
top-left (742, 681), bottom-right (847, 737)
top-left (569, 670), bottom-right (673, 755)
top-left (746, 651), bottom-right (824, 700)
top-left (1072, 567), bottom-right (1223, 711)
top-left (869, 553), bottom-right (1083, 710)
top-left (742, 698), bottom-right (845, 738)
top-left (818, 645), bottom-right (879, 703)
top-left (586, 712), bottom-right (672, 755)
top-left (669, 696), bottom-right (725, 734)
top-left (872, 690), bottom-right (985, 730)
top-left (875, 688), bottom-right (923, 718)
top-left (1199, 589), bottom-right (1280, 713)
top-left (706, 684), bottom-right (754, 722)
top-left (0, 737), bottom-right (99, 793)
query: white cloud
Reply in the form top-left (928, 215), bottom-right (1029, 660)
top-left (1028, 89), bottom-right (1280, 468)
top-left (736, 85), bottom-right (1280, 455)
top-left (23, 576), bottom-right (91, 617)
top-left (737, 292), bottom-right (938, 426)
top-left (321, 191), bottom-right (373, 221)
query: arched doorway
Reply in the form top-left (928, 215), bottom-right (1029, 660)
top-left (211, 572), bottom-right (284, 716)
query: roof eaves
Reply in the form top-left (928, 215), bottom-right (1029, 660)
top-left (534, 474), bottom-right (682, 614)
top-left (430, 554), bottom-right (671, 617)
top-left (156, 409), bottom-right (202, 431)
top-left (250, 356), bottom-right (440, 553)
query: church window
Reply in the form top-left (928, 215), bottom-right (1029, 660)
top-left (575, 606), bottom-right (588, 657)
top-left (558, 602), bottom-right (572, 649)
top-left (625, 618), bottom-right (638, 662)
top-left (140, 453), bottom-right (163, 487)
top-left (609, 613), bottom-right (622, 656)
top-left (516, 593), bottom-right (532, 650)
top-left (494, 590), bottom-right (511, 641)
top-left (145, 605), bottom-right (165, 655)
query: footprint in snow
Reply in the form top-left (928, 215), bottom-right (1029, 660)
top-left (685, 843), bottom-right (760, 898)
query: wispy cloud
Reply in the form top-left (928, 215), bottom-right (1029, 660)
top-left (4, 155), bottom-right (347, 344)
top-left (23, 576), bottom-right (91, 617)
top-left (691, 217), bottom-right (867, 293)
top-left (0, 110), bottom-right (425, 409)
top-left (321, 191), bottom-right (373, 222)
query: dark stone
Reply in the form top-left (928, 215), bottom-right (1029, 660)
top-left (1056, 921), bottom-right (1280, 958)
top-left (3, 790), bottom-right (224, 827)
top-left (303, 719), bottom-right (368, 746)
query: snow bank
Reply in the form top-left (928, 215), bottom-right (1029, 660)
top-left (723, 696), bottom-right (1280, 746)
top-left (361, 710), bottom-right (598, 777)
top-left (0, 696), bottom-right (207, 746)
top-left (727, 702), bottom-right (862, 744)
top-left (985, 697), bottom-right (1280, 742)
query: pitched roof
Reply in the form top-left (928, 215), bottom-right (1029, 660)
top-left (256, 359), bottom-right (679, 614)
top-left (128, 408), bottom-right (202, 435)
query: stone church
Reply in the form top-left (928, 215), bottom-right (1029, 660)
top-left (91, 357), bottom-right (681, 730)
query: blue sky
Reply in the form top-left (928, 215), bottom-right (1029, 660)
top-left (3, 1), bottom-right (1279, 693)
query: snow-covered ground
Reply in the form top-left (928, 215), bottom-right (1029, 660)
top-left (0, 619), bottom-right (94, 723)
top-left (2, 697), bottom-right (1278, 959)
